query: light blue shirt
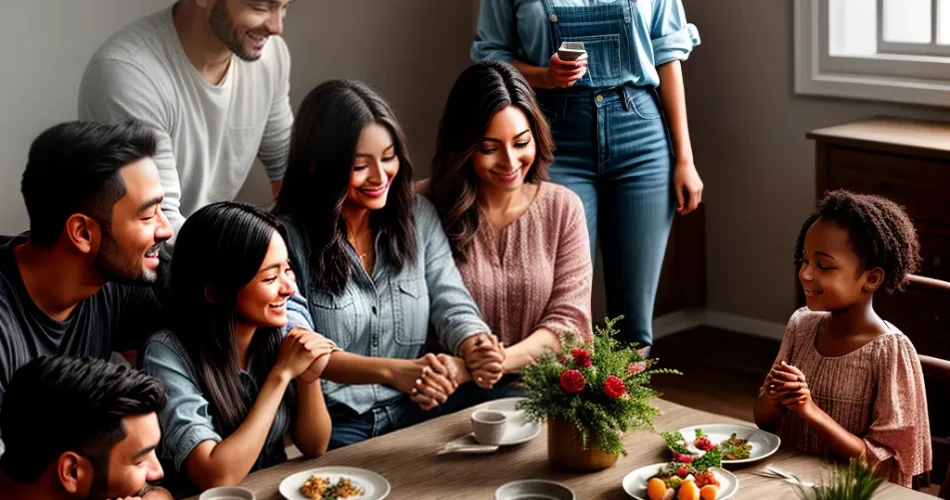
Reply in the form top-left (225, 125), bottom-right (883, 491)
top-left (142, 330), bottom-right (293, 493)
top-left (281, 195), bottom-right (489, 415)
top-left (471, 0), bottom-right (700, 88)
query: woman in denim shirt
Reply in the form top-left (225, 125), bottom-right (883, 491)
top-left (275, 80), bottom-right (492, 449)
top-left (472, 0), bottom-right (703, 349)
top-left (142, 203), bottom-right (334, 495)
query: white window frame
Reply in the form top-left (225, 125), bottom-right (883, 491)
top-left (795, 0), bottom-right (950, 107)
top-left (877, 0), bottom-right (950, 57)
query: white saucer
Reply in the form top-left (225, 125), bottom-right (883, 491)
top-left (438, 397), bottom-right (541, 454)
top-left (479, 397), bottom-right (541, 445)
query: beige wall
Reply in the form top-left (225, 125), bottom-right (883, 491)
top-left (0, 0), bottom-right (171, 234)
top-left (238, 0), bottom-right (475, 205)
top-left (0, 1), bottom-right (474, 231)
top-left (682, 0), bottom-right (950, 323)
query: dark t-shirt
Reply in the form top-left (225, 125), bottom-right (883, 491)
top-left (0, 234), bottom-right (168, 428)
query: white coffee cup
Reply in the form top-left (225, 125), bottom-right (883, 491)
top-left (471, 409), bottom-right (507, 445)
top-left (199, 486), bottom-right (256, 500)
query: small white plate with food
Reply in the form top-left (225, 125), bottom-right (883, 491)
top-left (279, 466), bottom-right (390, 500)
top-left (622, 462), bottom-right (738, 500)
top-left (663, 424), bottom-right (781, 465)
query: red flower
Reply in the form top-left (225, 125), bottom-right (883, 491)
top-left (559, 369), bottom-right (586, 393)
top-left (571, 348), bottom-right (592, 368)
top-left (603, 375), bottom-right (627, 399)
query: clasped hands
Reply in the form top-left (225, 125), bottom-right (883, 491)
top-left (764, 361), bottom-right (814, 416)
top-left (404, 333), bottom-right (507, 411)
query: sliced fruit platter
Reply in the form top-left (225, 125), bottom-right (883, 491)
top-left (622, 447), bottom-right (739, 500)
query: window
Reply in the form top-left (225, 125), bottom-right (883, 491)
top-left (795, 0), bottom-right (950, 106)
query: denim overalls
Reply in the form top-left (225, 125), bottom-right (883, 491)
top-left (536, 0), bottom-right (675, 347)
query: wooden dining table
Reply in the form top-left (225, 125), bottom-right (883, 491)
top-left (186, 399), bottom-right (933, 499)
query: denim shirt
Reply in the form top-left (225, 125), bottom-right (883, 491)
top-left (141, 331), bottom-right (293, 488)
top-left (471, 0), bottom-right (700, 88)
top-left (281, 195), bottom-right (489, 415)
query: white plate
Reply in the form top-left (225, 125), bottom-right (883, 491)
top-left (278, 467), bottom-right (390, 500)
top-left (481, 397), bottom-right (541, 446)
top-left (622, 463), bottom-right (738, 500)
top-left (675, 424), bottom-right (781, 465)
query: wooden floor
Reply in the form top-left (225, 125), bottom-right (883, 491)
top-left (650, 326), bottom-right (777, 423)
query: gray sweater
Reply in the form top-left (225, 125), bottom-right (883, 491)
top-left (78, 6), bottom-right (293, 241)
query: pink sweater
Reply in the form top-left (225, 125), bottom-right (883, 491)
top-left (456, 182), bottom-right (593, 346)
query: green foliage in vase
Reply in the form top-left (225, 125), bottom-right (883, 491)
top-left (519, 316), bottom-right (680, 456)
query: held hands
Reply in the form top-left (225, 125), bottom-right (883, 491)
top-left (276, 328), bottom-right (335, 382)
top-left (766, 361), bottom-right (814, 415)
top-left (393, 354), bottom-right (458, 411)
top-left (460, 334), bottom-right (506, 389)
top-left (545, 52), bottom-right (588, 88)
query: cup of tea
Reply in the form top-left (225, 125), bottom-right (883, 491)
top-left (471, 409), bottom-right (507, 445)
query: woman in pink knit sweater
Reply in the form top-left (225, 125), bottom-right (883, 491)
top-left (425, 61), bottom-right (594, 404)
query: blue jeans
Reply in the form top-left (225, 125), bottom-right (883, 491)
top-left (539, 85), bottom-right (674, 347)
top-left (328, 398), bottom-right (432, 450)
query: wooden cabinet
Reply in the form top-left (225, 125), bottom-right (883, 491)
top-left (807, 116), bottom-right (950, 481)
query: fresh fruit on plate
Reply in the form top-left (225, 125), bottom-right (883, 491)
top-left (677, 480), bottom-right (700, 500)
top-left (646, 477), bottom-right (669, 500)
top-left (693, 470), bottom-right (720, 489)
top-left (700, 485), bottom-right (719, 500)
top-left (645, 448), bottom-right (722, 500)
top-left (693, 429), bottom-right (715, 452)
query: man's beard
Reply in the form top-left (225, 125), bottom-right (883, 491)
top-left (209, 0), bottom-right (264, 62)
top-left (85, 455), bottom-right (111, 500)
top-left (93, 228), bottom-right (158, 286)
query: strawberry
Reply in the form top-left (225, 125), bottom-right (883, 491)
top-left (676, 465), bottom-right (689, 479)
top-left (694, 436), bottom-right (715, 452)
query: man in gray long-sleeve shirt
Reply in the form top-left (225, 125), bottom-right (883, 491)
top-left (79, 0), bottom-right (295, 243)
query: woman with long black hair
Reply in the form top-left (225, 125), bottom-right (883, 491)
top-left (275, 80), bottom-right (491, 449)
top-left (143, 202), bottom-right (333, 494)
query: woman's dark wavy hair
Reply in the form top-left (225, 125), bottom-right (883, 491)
top-left (274, 80), bottom-right (417, 295)
top-left (428, 60), bottom-right (554, 261)
top-left (171, 201), bottom-right (290, 437)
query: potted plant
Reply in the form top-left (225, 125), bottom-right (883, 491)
top-left (519, 317), bottom-right (679, 470)
top-left (792, 455), bottom-right (886, 500)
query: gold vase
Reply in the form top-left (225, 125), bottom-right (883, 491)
top-left (547, 419), bottom-right (620, 471)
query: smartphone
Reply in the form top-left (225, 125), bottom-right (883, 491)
top-left (557, 41), bottom-right (587, 61)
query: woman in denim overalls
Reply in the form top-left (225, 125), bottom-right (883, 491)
top-left (472, 0), bottom-right (703, 348)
